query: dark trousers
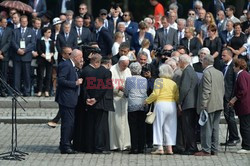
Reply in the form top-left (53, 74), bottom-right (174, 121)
top-left (128, 111), bottom-right (146, 151)
top-left (0, 60), bottom-right (8, 93)
top-left (145, 104), bottom-right (153, 147)
top-left (52, 110), bottom-right (61, 123)
top-left (59, 104), bottom-right (75, 151)
top-left (239, 114), bottom-right (250, 150)
top-left (182, 108), bottom-right (198, 152)
top-left (37, 62), bottom-right (53, 92)
top-left (224, 102), bottom-right (240, 141)
top-left (13, 61), bottom-right (31, 95)
top-left (85, 109), bottom-right (110, 153)
top-left (175, 115), bottom-right (185, 151)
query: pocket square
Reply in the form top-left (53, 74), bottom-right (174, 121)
top-left (27, 35), bottom-right (32, 37)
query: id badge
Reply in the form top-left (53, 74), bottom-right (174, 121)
top-left (20, 41), bottom-right (26, 49)
top-left (77, 39), bottom-right (82, 44)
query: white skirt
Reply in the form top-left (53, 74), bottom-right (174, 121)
top-left (153, 101), bottom-right (177, 146)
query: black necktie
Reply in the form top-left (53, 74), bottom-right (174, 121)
top-left (75, 67), bottom-right (80, 96)
top-left (222, 64), bottom-right (228, 75)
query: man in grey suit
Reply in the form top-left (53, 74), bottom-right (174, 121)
top-left (195, 55), bottom-right (225, 156)
top-left (178, 54), bottom-right (199, 155)
top-left (154, 16), bottom-right (178, 49)
top-left (12, 15), bottom-right (36, 96)
top-left (220, 48), bottom-right (240, 146)
top-left (0, 17), bottom-right (12, 97)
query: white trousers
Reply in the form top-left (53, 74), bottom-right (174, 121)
top-left (153, 101), bottom-right (177, 146)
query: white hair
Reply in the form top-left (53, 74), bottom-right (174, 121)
top-left (179, 54), bottom-right (191, 64)
top-left (177, 18), bottom-right (186, 26)
top-left (194, 0), bottom-right (203, 8)
top-left (159, 64), bottom-right (174, 79)
top-left (198, 47), bottom-right (211, 56)
top-left (118, 22), bottom-right (126, 27)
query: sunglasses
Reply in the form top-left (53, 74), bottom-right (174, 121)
top-left (101, 13), bottom-right (107, 15)
top-left (123, 14), bottom-right (129, 17)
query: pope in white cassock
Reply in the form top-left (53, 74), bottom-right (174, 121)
top-left (109, 56), bottom-right (132, 150)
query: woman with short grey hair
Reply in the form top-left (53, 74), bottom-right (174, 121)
top-left (146, 64), bottom-right (179, 155)
top-left (129, 62), bottom-right (142, 75)
top-left (124, 62), bottom-right (148, 154)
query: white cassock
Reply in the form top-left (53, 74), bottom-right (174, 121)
top-left (109, 64), bottom-right (132, 150)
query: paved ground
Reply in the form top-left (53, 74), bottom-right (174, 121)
top-left (0, 124), bottom-right (249, 166)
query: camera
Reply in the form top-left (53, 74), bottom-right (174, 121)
top-left (78, 44), bottom-right (101, 55)
top-left (155, 48), bottom-right (173, 57)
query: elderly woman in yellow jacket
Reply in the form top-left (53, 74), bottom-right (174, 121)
top-left (146, 64), bottom-right (179, 155)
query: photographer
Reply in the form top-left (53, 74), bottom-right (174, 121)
top-left (151, 44), bottom-right (174, 76)
top-left (78, 42), bottom-right (101, 67)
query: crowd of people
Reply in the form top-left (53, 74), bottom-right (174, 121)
top-left (0, 0), bottom-right (250, 155)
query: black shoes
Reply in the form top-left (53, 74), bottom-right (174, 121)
top-left (220, 139), bottom-right (240, 146)
top-left (60, 148), bottom-right (77, 154)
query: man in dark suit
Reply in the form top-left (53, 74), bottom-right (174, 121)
top-left (99, 9), bottom-right (114, 36)
top-left (178, 54), bottom-right (199, 155)
top-left (29, 0), bottom-right (47, 18)
top-left (56, 0), bottom-right (75, 15)
top-left (219, 20), bottom-right (234, 47)
top-left (0, 17), bottom-right (12, 97)
top-left (220, 48), bottom-right (240, 146)
top-left (7, 12), bottom-right (20, 30)
top-left (72, 16), bottom-right (92, 45)
top-left (208, 0), bottom-right (226, 18)
top-left (216, 10), bottom-right (227, 33)
top-left (12, 15), bottom-right (36, 96)
top-left (180, 27), bottom-right (202, 58)
top-left (94, 17), bottom-right (113, 57)
top-left (108, 7), bottom-right (123, 34)
top-left (122, 11), bottom-right (138, 36)
top-left (112, 42), bottom-right (130, 65)
top-left (56, 22), bottom-right (78, 63)
top-left (56, 49), bottom-right (83, 154)
top-left (154, 16), bottom-right (178, 50)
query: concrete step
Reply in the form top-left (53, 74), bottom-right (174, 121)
top-left (0, 97), bottom-right (58, 108)
top-left (0, 108), bottom-right (58, 124)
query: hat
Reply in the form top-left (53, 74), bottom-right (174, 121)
top-left (99, 9), bottom-right (108, 15)
top-left (53, 17), bottom-right (62, 26)
top-left (44, 11), bottom-right (53, 20)
top-left (199, 110), bottom-right (208, 126)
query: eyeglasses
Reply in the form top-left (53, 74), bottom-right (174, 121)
top-left (189, 13), bottom-right (195, 16)
top-left (101, 13), bottom-right (107, 15)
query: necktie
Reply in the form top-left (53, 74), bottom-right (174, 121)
top-left (0, 28), bottom-right (3, 38)
top-left (164, 29), bottom-right (168, 36)
top-left (222, 64), bottom-right (228, 75)
top-left (96, 31), bottom-right (99, 40)
top-left (75, 68), bottom-right (80, 96)
top-left (227, 32), bottom-right (232, 42)
top-left (178, 31), bottom-right (182, 44)
top-left (34, 0), bottom-right (37, 10)
top-left (105, 20), bottom-right (108, 28)
top-left (78, 28), bottom-right (81, 36)
top-left (188, 39), bottom-right (190, 51)
top-left (21, 28), bottom-right (25, 39)
top-left (65, 33), bottom-right (68, 41)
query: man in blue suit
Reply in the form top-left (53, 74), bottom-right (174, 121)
top-left (94, 17), bottom-right (113, 57)
top-left (56, 22), bottom-right (78, 63)
top-left (55, 49), bottom-right (83, 154)
top-left (12, 15), bottom-right (36, 96)
top-left (122, 11), bottom-right (138, 36)
top-left (29, 0), bottom-right (47, 18)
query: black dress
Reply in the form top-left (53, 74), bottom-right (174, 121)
top-left (203, 37), bottom-right (222, 70)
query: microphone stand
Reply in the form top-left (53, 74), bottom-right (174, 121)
top-left (0, 72), bottom-right (29, 161)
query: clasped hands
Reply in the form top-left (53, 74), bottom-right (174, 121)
top-left (86, 98), bottom-right (96, 106)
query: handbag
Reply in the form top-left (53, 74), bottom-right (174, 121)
top-left (145, 105), bottom-right (155, 124)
